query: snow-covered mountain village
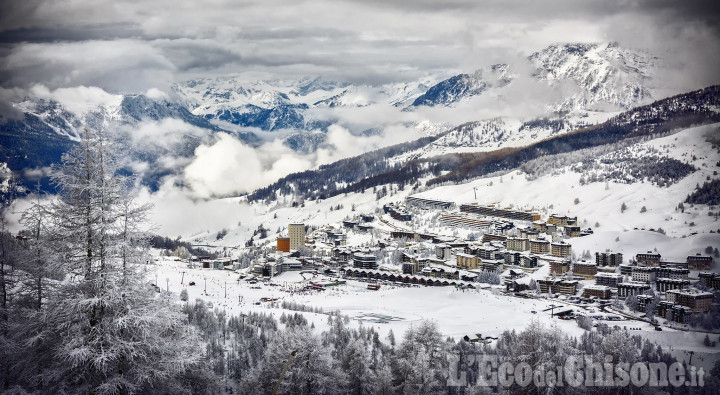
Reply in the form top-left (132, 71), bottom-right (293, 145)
top-left (1, 1), bottom-right (720, 394)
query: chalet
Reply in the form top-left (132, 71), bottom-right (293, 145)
top-left (506, 280), bottom-right (531, 293)
top-left (417, 233), bottom-right (436, 241)
top-left (325, 231), bottom-right (347, 246)
top-left (502, 269), bottom-right (525, 283)
top-left (401, 251), bottom-right (418, 263)
top-left (432, 236), bottom-right (455, 244)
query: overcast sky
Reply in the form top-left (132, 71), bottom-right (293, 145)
top-left (2, 0), bottom-right (719, 236)
top-left (1, 0), bottom-right (718, 93)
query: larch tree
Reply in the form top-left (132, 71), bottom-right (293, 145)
top-left (0, 167), bottom-right (19, 391)
top-left (12, 128), bottom-right (212, 394)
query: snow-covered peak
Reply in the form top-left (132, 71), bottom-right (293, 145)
top-left (529, 42), bottom-right (657, 111)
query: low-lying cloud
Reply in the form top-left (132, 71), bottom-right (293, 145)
top-left (181, 123), bottom-right (425, 198)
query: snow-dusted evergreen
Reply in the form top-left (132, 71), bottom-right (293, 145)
top-left (1, 129), bottom-right (212, 393)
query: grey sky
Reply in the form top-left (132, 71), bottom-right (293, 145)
top-left (0, 0), bottom-right (718, 92)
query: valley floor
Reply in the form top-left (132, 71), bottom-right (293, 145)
top-left (151, 255), bottom-right (720, 372)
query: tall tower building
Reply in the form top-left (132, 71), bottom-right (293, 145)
top-left (288, 223), bottom-right (306, 251)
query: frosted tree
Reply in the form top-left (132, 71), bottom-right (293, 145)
top-left (601, 330), bottom-right (639, 365)
top-left (625, 294), bottom-right (639, 312)
top-left (7, 192), bottom-right (67, 390)
top-left (370, 357), bottom-right (394, 395)
top-left (505, 319), bottom-right (574, 394)
top-left (0, 180), bottom-right (20, 390)
top-left (18, 192), bottom-right (58, 310)
top-left (392, 320), bottom-right (449, 394)
top-left (13, 129), bottom-right (211, 393)
top-left (341, 336), bottom-right (374, 395)
top-left (242, 326), bottom-right (344, 394)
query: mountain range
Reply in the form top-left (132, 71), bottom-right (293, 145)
top-left (0, 42), bottom-right (666, 193)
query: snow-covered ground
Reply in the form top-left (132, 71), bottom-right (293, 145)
top-left (166, 123), bottom-right (719, 263)
top-left (413, 122), bottom-right (720, 256)
top-left (152, 256), bottom-right (579, 341)
top-left (152, 256), bottom-right (720, 371)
